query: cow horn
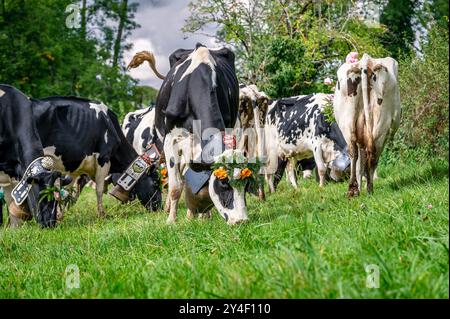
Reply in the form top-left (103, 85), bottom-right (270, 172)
top-left (127, 51), bottom-right (166, 80)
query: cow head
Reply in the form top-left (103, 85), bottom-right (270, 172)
top-left (208, 149), bottom-right (259, 225)
top-left (131, 166), bottom-right (162, 211)
top-left (26, 170), bottom-right (73, 227)
top-left (239, 84), bottom-right (269, 128)
top-left (321, 122), bottom-right (351, 181)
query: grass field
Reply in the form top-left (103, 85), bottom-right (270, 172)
top-left (0, 156), bottom-right (448, 298)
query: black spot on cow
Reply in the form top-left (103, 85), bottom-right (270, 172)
top-left (213, 178), bottom-right (234, 210)
top-left (337, 80), bottom-right (340, 90)
top-left (372, 73), bottom-right (377, 82)
top-left (347, 76), bottom-right (361, 97)
top-left (169, 157), bottom-right (175, 168)
top-left (377, 98), bottom-right (383, 105)
top-left (141, 127), bottom-right (151, 150)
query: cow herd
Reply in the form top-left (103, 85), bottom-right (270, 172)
top-left (0, 43), bottom-right (401, 228)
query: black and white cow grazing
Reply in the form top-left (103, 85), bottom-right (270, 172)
top-left (0, 85), bottom-right (70, 227)
top-left (264, 93), bottom-right (350, 193)
top-left (128, 43), bottom-right (250, 225)
top-left (30, 96), bottom-right (162, 218)
top-left (122, 106), bottom-right (156, 155)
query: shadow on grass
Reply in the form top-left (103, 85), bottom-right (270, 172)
top-left (388, 160), bottom-right (449, 191)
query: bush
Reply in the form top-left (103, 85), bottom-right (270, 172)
top-left (382, 21), bottom-right (449, 163)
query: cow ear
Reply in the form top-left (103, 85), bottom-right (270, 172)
top-left (169, 49), bottom-right (193, 68)
top-left (315, 113), bottom-right (329, 136)
top-left (210, 47), bottom-right (235, 66)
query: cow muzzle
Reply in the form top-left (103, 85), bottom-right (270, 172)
top-left (331, 153), bottom-right (351, 172)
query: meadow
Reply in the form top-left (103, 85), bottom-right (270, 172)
top-left (0, 153), bottom-right (448, 299)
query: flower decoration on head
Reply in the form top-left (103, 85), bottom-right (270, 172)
top-left (212, 149), bottom-right (262, 189)
top-left (240, 168), bottom-right (252, 179)
top-left (346, 51), bottom-right (359, 64)
top-left (158, 164), bottom-right (168, 188)
top-left (213, 167), bottom-right (228, 180)
top-left (324, 77), bottom-right (333, 86)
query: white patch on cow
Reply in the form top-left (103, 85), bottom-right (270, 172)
top-left (104, 131), bottom-right (108, 144)
top-left (121, 107), bottom-right (156, 155)
top-left (177, 46), bottom-right (217, 87)
top-left (0, 89), bottom-right (5, 97)
top-left (89, 102), bottom-right (108, 119)
top-left (208, 175), bottom-right (248, 225)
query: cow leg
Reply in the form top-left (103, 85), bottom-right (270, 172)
top-left (313, 150), bottom-right (327, 188)
top-left (257, 184), bottom-right (265, 201)
top-left (266, 174), bottom-right (276, 194)
top-left (95, 161), bottom-right (111, 218)
top-left (164, 194), bottom-right (171, 213)
top-left (166, 160), bottom-right (183, 224)
top-left (286, 160), bottom-right (298, 188)
top-left (373, 169), bottom-right (379, 180)
top-left (366, 155), bottom-right (377, 194)
top-left (356, 148), bottom-right (367, 192)
top-left (186, 208), bottom-right (195, 220)
top-left (199, 211), bottom-right (211, 219)
top-left (166, 180), bottom-right (182, 224)
top-left (347, 142), bottom-right (360, 197)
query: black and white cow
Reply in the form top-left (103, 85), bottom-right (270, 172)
top-left (264, 93), bottom-right (350, 193)
top-left (29, 96), bottom-right (162, 218)
top-left (128, 43), bottom-right (250, 225)
top-left (0, 84), bottom-right (70, 227)
top-left (122, 105), bottom-right (156, 155)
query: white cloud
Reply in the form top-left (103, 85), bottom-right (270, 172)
top-left (124, 38), bottom-right (169, 85)
top-left (124, 0), bottom-right (220, 89)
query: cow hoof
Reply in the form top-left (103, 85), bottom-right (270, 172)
top-left (97, 211), bottom-right (106, 218)
top-left (166, 217), bottom-right (176, 224)
top-left (186, 210), bottom-right (195, 220)
top-left (198, 212), bottom-right (211, 220)
top-left (347, 188), bottom-right (359, 197)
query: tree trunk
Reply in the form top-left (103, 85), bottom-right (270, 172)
top-left (81, 0), bottom-right (87, 39)
top-left (113, 0), bottom-right (128, 68)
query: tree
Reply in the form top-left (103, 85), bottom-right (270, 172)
top-left (0, 0), bottom-right (143, 119)
top-left (379, 0), bottom-right (416, 58)
top-left (183, 0), bottom-right (389, 97)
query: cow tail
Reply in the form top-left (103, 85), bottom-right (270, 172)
top-left (361, 54), bottom-right (375, 169)
top-left (127, 51), bottom-right (166, 80)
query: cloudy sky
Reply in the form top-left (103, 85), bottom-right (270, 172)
top-left (124, 0), bottom-right (219, 89)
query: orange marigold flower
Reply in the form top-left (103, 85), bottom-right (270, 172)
top-left (214, 167), bottom-right (228, 180)
top-left (160, 168), bottom-right (168, 177)
top-left (240, 168), bottom-right (252, 179)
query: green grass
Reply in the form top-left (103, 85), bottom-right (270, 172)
top-left (0, 157), bottom-right (448, 298)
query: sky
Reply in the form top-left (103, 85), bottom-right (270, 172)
top-left (124, 0), bottom-right (219, 89)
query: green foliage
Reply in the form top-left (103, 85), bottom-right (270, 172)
top-left (322, 95), bottom-right (336, 124)
top-left (0, 0), bottom-right (148, 119)
top-left (383, 21), bottom-right (449, 162)
top-left (184, 0), bottom-right (389, 98)
top-left (379, 0), bottom-right (417, 59)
